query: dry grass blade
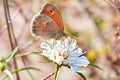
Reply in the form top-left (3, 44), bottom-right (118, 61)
top-left (105, 0), bottom-right (120, 13)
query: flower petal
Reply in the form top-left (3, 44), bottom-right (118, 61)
top-left (47, 39), bottom-right (54, 46)
top-left (77, 68), bottom-right (85, 73)
top-left (40, 37), bottom-right (90, 73)
top-left (74, 56), bottom-right (90, 67)
top-left (70, 65), bottom-right (79, 73)
top-left (40, 43), bottom-right (50, 50)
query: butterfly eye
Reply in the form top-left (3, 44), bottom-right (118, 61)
top-left (49, 9), bottom-right (54, 13)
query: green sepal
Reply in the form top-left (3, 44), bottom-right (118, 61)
top-left (39, 55), bottom-right (52, 63)
top-left (89, 63), bottom-right (103, 71)
top-left (77, 72), bottom-right (86, 80)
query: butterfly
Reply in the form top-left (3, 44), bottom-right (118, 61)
top-left (30, 3), bottom-right (67, 39)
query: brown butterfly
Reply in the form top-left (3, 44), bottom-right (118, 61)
top-left (30, 3), bottom-right (67, 39)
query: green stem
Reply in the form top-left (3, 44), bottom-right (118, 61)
top-left (55, 65), bottom-right (60, 80)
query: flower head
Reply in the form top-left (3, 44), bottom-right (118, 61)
top-left (40, 37), bottom-right (89, 73)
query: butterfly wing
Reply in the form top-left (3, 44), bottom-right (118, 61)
top-left (30, 13), bottom-right (61, 39)
top-left (41, 3), bottom-right (64, 32)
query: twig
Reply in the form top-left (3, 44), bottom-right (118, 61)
top-left (105, 0), bottom-right (120, 13)
top-left (3, 0), bottom-right (20, 80)
top-left (41, 71), bottom-right (55, 80)
top-left (3, 0), bottom-right (14, 49)
top-left (6, 0), bottom-right (18, 48)
top-left (11, 0), bottom-right (28, 22)
top-left (0, 6), bottom-right (21, 38)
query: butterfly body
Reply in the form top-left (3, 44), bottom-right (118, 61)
top-left (30, 3), bottom-right (66, 39)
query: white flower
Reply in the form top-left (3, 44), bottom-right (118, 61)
top-left (40, 37), bottom-right (90, 73)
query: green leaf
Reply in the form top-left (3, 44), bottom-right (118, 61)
top-left (5, 47), bottom-right (18, 63)
top-left (77, 72), bottom-right (86, 80)
top-left (16, 52), bottom-right (42, 57)
top-left (1, 67), bottom-right (40, 80)
top-left (12, 67), bottom-right (40, 73)
top-left (55, 65), bottom-right (60, 80)
top-left (93, 15), bottom-right (104, 29)
top-left (89, 63), bottom-right (104, 71)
